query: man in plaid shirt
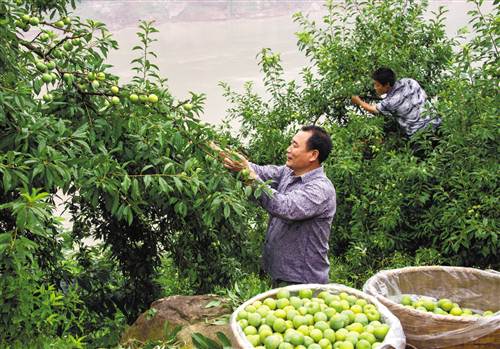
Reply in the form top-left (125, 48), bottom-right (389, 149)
top-left (351, 67), bottom-right (441, 137)
top-left (215, 126), bottom-right (336, 286)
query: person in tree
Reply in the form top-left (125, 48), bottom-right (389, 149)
top-left (215, 125), bottom-right (336, 287)
top-left (351, 67), bottom-right (441, 137)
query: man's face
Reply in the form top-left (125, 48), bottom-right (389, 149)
top-left (286, 131), bottom-right (319, 171)
top-left (374, 80), bottom-right (391, 96)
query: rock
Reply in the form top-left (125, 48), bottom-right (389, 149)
top-left (121, 294), bottom-right (240, 348)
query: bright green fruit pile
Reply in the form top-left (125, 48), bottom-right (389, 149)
top-left (399, 295), bottom-right (498, 317)
top-left (236, 288), bottom-right (391, 349)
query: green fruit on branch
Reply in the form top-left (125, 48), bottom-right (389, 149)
top-left (96, 72), bottom-right (106, 81)
top-left (46, 61), bottom-right (56, 70)
top-left (52, 49), bottom-right (63, 58)
top-left (63, 73), bottom-right (73, 83)
top-left (42, 73), bottom-right (53, 83)
top-left (21, 14), bottom-right (31, 22)
top-left (63, 17), bottom-right (71, 25)
top-left (87, 72), bottom-right (96, 80)
top-left (129, 94), bottom-right (139, 103)
top-left (111, 86), bottom-right (119, 95)
top-left (36, 62), bottom-right (48, 72)
top-left (39, 33), bottom-right (50, 42)
top-left (54, 20), bottom-right (65, 28)
top-left (147, 94), bottom-right (158, 103)
top-left (111, 96), bottom-right (120, 105)
top-left (241, 168), bottom-right (250, 180)
top-left (29, 17), bottom-right (39, 26)
top-left (91, 80), bottom-right (100, 89)
top-left (43, 93), bottom-right (53, 102)
top-left (183, 103), bottom-right (193, 111)
top-left (63, 41), bottom-right (73, 51)
top-left (139, 95), bottom-right (148, 103)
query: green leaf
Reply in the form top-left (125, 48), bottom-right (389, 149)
top-left (244, 186), bottom-right (252, 197)
top-left (0, 232), bottom-right (11, 245)
top-left (208, 316), bottom-right (229, 325)
top-left (33, 80), bottom-right (42, 95)
top-left (144, 175), bottom-right (152, 188)
top-left (141, 164), bottom-right (154, 173)
top-left (204, 300), bottom-right (221, 308)
top-left (223, 204), bottom-right (230, 219)
top-left (2, 170), bottom-right (12, 191)
top-left (175, 201), bottom-right (187, 217)
top-left (192, 333), bottom-right (222, 349)
top-left (158, 177), bottom-right (169, 193)
top-left (173, 176), bottom-right (183, 192)
top-left (121, 174), bottom-right (131, 192)
top-left (216, 332), bottom-right (232, 348)
top-left (131, 178), bottom-right (140, 199)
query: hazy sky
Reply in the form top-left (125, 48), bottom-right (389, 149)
top-left (74, 1), bottom-right (495, 124)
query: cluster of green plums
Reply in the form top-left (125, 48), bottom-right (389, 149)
top-left (15, 12), bottom-right (71, 32)
top-left (17, 10), bottom-right (198, 110)
top-left (236, 288), bottom-right (392, 349)
top-left (399, 295), bottom-right (498, 317)
top-left (18, 12), bottom-right (161, 107)
top-left (34, 58), bottom-right (160, 105)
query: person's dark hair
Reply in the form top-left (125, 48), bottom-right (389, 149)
top-left (301, 125), bottom-right (332, 163)
top-left (372, 67), bottom-right (396, 87)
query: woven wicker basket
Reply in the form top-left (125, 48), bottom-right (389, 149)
top-left (230, 283), bottom-right (406, 349)
top-left (363, 266), bottom-right (500, 349)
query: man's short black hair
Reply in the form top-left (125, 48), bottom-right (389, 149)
top-left (372, 67), bottom-right (396, 86)
top-left (301, 125), bottom-right (332, 163)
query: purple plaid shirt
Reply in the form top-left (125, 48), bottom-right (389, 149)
top-left (376, 78), bottom-right (441, 136)
top-left (249, 163), bottom-right (336, 284)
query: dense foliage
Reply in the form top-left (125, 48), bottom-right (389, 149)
top-left (222, 0), bottom-right (499, 284)
top-left (0, 0), bottom-right (257, 346)
top-left (0, 0), bottom-right (498, 347)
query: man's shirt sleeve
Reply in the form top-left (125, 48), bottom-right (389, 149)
top-left (257, 182), bottom-right (330, 221)
top-left (249, 162), bottom-right (284, 183)
top-left (376, 97), bottom-right (397, 116)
